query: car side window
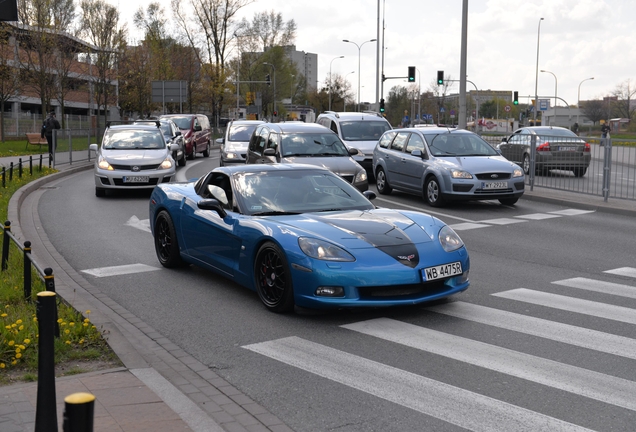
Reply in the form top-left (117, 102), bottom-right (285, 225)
top-left (405, 133), bottom-right (425, 153)
top-left (248, 126), bottom-right (263, 152)
top-left (378, 131), bottom-right (396, 149)
top-left (256, 127), bottom-right (270, 154)
top-left (329, 121), bottom-right (338, 134)
top-left (390, 132), bottom-right (410, 152)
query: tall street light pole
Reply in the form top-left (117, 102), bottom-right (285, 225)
top-left (263, 62), bottom-right (276, 120)
top-left (577, 77), bottom-right (594, 126)
top-left (328, 55), bottom-right (344, 111)
top-left (540, 70), bottom-right (557, 126)
top-left (534, 17), bottom-right (544, 125)
top-left (343, 38), bottom-right (377, 112)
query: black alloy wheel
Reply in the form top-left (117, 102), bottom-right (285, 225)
top-left (254, 242), bottom-right (294, 313)
top-left (154, 210), bottom-right (184, 268)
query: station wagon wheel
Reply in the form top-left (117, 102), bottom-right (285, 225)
top-left (375, 167), bottom-right (392, 195)
top-left (499, 198), bottom-right (518, 206)
top-left (522, 154), bottom-right (530, 175)
top-left (178, 151), bottom-right (186, 167)
top-left (572, 167), bottom-right (587, 177)
top-left (95, 187), bottom-right (105, 197)
top-left (254, 242), bottom-right (294, 313)
top-left (202, 141), bottom-right (210, 158)
top-left (154, 210), bottom-right (184, 268)
top-left (424, 176), bottom-right (445, 207)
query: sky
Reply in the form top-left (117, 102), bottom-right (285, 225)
top-left (106, 0), bottom-right (636, 110)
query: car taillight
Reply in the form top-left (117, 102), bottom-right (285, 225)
top-left (537, 142), bottom-right (551, 152)
top-left (584, 142), bottom-right (591, 152)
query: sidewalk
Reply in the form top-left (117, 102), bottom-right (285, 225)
top-left (0, 153), bottom-right (634, 432)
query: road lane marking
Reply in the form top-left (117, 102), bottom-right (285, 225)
top-left (553, 277), bottom-right (636, 299)
top-left (428, 301), bottom-right (636, 360)
top-left (243, 336), bottom-right (591, 432)
top-left (514, 213), bottom-right (562, 220)
top-left (81, 263), bottom-right (160, 277)
top-left (493, 288), bottom-right (636, 325)
top-left (126, 215), bottom-right (151, 233)
top-left (604, 267), bottom-right (636, 278)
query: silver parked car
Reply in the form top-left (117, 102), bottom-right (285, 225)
top-left (245, 122), bottom-right (368, 192)
top-left (373, 127), bottom-right (525, 207)
top-left (217, 119), bottom-right (264, 165)
top-left (89, 121), bottom-right (178, 197)
top-left (497, 126), bottom-right (591, 177)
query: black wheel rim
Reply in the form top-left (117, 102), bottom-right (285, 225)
top-left (155, 216), bottom-right (172, 263)
top-left (256, 248), bottom-right (287, 307)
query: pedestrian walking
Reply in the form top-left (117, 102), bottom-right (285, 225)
top-left (41, 110), bottom-right (61, 159)
top-left (600, 122), bottom-right (610, 146)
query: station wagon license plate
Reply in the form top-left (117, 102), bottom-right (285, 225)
top-left (481, 181), bottom-right (507, 190)
top-left (558, 146), bottom-right (576, 151)
top-left (123, 175), bottom-right (149, 183)
top-left (422, 262), bottom-right (462, 281)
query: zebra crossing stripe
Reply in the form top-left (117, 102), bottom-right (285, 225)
top-left (493, 288), bottom-right (636, 325)
top-left (342, 318), bottom-right (636, 412)
top-left (428, 301), bottom-right (636, 360)
top-left (553, 277), bottom-right (636, 299)
top-left (243, 336), bottom-right (591, 432)
top-left (81, 263), bottom-right (161, 277)
top-left (604, 267), bottom-right (636, 278)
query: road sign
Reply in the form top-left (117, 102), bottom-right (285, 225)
top-left (539, 99), bottom-right (549, 111)
top-left (440, 107), bottom-right (445, 113)
top-left (504, 105), bottom-right (511, 112)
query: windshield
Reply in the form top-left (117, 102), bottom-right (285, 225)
top-left (102, 129), bottom-right (165, 150)
top-left (233, 170), bottom-right (374, 215)
top-left (165, 116), bottom-right (191, 129)
top-left (229, 124), bottom-right (259, 141)
top-left (160, 123), bottom-right (173, 136)
top-left (340, 120), bottom-right (391, 141)
top-left (427, 133), bottom-right (499, 157)
top-left (280, 132), bottom-right (350, 156)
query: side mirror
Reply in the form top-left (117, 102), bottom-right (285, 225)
top-left (168, 143), bottom-right (179, 152)
top-left (501, 137), bottom-right (508, 143)
top-left (197, 198), bottom-right (227, 218)
top-left (194, 125), bottom-right (202, 132)
top-left (89, 144), bottom-right (98, 152)
top-left (348, 147), bottom-right (359, 155)
top-left (363, 190), bottom-right (376, 201)
top-left (410, 149), bottom-right (427, 159)
top-left (175, 130), bottom-right (182, 136)
top-left (216, 137), bottom-right (224, 144)
top-left (263, 148), bottom-right (276, 156)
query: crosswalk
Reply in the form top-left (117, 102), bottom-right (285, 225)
top-left (449, 208), bottom-right (594, 231)
top-left (243, 267), bottom-right (636, 431)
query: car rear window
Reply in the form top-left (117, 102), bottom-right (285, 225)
top-left (340, 121), bottom-right (391, 141)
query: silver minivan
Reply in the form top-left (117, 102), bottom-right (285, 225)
top-left (217, 119), bottom-right (264, 165)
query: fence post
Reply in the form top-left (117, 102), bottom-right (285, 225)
top-left (2, 166), bottom-right (5, 187)
top-left (35, 291), bottom-right (59, 432)
top-left (602, 138), bottom-right (612, 202)
top-left (63, 393), bottom-right (95, 432)
top-left (23, 240), bottom-right (32, 301)
top-left (43, 267), bottom-right (61, 337)
top-left (9, 162), bottom-right (13, 181)
top-left (2, 220), bottom-right (10, 271)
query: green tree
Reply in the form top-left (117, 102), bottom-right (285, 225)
top-left (581, 99), bottom-right (606, 125)
top-left (0, 24), bottom-right (22, 142)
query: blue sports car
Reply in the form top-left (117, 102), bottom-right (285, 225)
top-left (149, 164), bottom-right (470, 313)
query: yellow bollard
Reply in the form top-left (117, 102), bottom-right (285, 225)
top-left (63, 392), bottom-right (96, 432)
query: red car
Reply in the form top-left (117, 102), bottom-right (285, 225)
top-left (159, 114), bottom-right (211, 159)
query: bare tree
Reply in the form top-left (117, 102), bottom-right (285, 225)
top-left (610, 79), bottom-right (636, 120)
top-left (78, 0), bottom-right (127, 129)
top-left (0, 24), bottom-right (22, 141)
top-left (237, 10), bottom-right (296, 52)
top-left (581, 99), bottom-right (605, 125)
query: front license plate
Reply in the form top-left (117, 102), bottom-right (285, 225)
top-left (481, 181), bottom-right (507, 190)
top-left (558, 146), bottom-right (576, 151)
top-left (123, 176), bottom-right (149, 183)
top-left (422, 262), bottom-right (463, 281)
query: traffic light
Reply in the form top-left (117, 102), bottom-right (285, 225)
top-left (408, 66), bottom-right (415, 82)
top-left (379, 98), bottom-right (385, 113)
top-left (513, 91), bottom-right (519, 105)
top-left (437, 70), bottom-right (444, 85)
top-left (266, 74), bottom-right (271, 86)
top-left (273, 110), bottom-right (277, 116)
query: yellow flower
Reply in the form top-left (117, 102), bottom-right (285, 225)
top-left (85, 310), bottom-right (91, 315)
top-left (23, 339), bottom-right (30, 344)
top-left (18, 325), bottom-right (24, 331)
top-left (15, 353), bottom-right (21, 359)
top-left (11, 360), bottom-right (16, 365)
top-left (8, 340), bottom-right (14, 346)
top-left (15, 347), bottom-right (21, 353)
top-left (69, 322), bottom-right (75, 327)
top-left (83, 323), bottom-right (88, 327)
top-left (65, 340), bottom-right (71, 345)
top-left (84, 318), bottom-right (90, 323)
top-left (57, 318), bottom-right (63, 323)
top-left (0, 363), bottom-right (5, 368)
top-left (64, 329), bottom-right (70, 335)
top-left (1, 313), bottom-right (7, 317)
top-left (15, 319), bottom-right (22, 325)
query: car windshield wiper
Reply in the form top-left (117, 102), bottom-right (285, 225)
top-left (284, 153), bottom-right (310, 157)
top-left (252, 211), bottom-right (301, 216)
top-left (315, 152), bottom-right (344, 156)
top-left (315, 208), bottom-right (343, 212)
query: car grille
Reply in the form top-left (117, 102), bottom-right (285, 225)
top-left (453, 184), bottom-right (473, 192)
top-left (340, 175), bottom-right (354, 183)
top-left (474, 188), bottom-right (514, 195)
top-left (113, 178), bottom-right (159, 186)
top-left (475, 172), bottom-right (511, 180)
top-left (358, 280), bottom-right (449, 300)
top-left (110, 163), bottom-right (162, 171)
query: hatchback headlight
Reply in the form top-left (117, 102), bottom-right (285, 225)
top-left (439, 225), bottom-right (464, 252)
top-left (450, 169), bottom-right (473, 179)
top-left (513, 167), bottom-right (524, 177)
top-left (160, 158), bottom-right (173, 169)
top-left (354, 170), bottom-right (368, 183)
top-left (299, 237), bottom-right (355, 262)
top-left (97, 156), bottom-right (113, 171)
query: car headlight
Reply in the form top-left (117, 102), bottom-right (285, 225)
top-left (439, 225), bottom-right (464, 252)
top-left (298, 237), bottom-right (355, 262)
top-left (160, 158), bottom-right (173, 169)
top-left (450, 169), bottom-right (473, 179)
top-left (513, 167), bottom-right (524, 177)
top-left (97, 156), bottom-right (113, 171)
top-left (354, 170), bottom-right (367, 183)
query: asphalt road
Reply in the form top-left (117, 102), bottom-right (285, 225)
top-left (36, 152), bottom-right (636, 431)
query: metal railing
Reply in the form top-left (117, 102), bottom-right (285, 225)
top-left (481, 133), bottom-right (636, 201)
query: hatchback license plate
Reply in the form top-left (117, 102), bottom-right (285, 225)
top-left (558, 146), bottom-right (576, 151)
top-left (481, 181), bottom-right (507, 190)
top-left (422, 262), bottom-right (462, 281)
top-left (123, 176), bottom-right (149, 183)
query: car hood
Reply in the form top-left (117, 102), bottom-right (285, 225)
top-left (101, 148), bottom-right (168, 164)
top-left (225, 140), bottom-right (249, 151)
top-left (272, 208), bottom-right (443, 268)
top-left (437, 155), bottom-right (517, 172)
top-left (280, 156), bottom-right (362, 175)
top-left (342, 139), bottom-right (378, 154)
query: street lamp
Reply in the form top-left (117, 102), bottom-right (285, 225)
top-left (577, 77), bottom-right (594, 126)
top-left (534, 17), bottom-right (544, 125)
top-left (290, 75), bottom-right (295, 102)
top-left (343, 71), bottom-right (355, 111)
top-left (263, 62), bottom-right (276, 119)
top-left (343, 38), bottom-right (377, 112)
top-left (540, 70), bottom-right (557, 125)
top-left (328, 55), bottom-right (344, 111)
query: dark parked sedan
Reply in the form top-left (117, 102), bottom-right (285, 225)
top-left (497, 126), bottom-right (591, 177)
